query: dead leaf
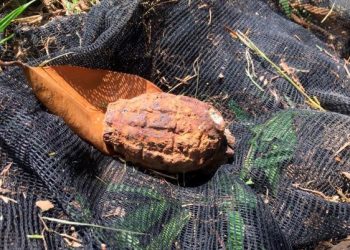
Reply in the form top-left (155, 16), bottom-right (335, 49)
top-left (0, 195), bottom-right (17, 204)
top-left (226, 27), bottom-right (238, 39)
top-left (60, 233), bottom-right (82, 245)
top-left (0, 162), bottom-right (12, 176)
top-left (0, 187), bottom-right (12, 194)
top-left (335, 156), bottom-right (342, 162)
top-left (102, 207), bottom-right (126, 218)
top-left (330, 239), bottom-right (350, 250)
top-left (279, 59), bottom-right (306, 92)
top-left (69, 200), bottom-right (82, 210)
top-left (0, 61), bottom-right (161, 155)
top-left (36, 200), bottom-right (54, 212)
top-left (13, 15), bottom-right (43, 25)
top-left (342, 172), bottom-right (350, 181)
top-left (63, 238), bottom-right (83, 248)
top-left (335, 188), bottom-right (350, 203)
top-left (78, 0), bottom-right (90, 12)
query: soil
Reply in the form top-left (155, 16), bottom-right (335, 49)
top-left (0, 0), bottom-right (95, 60)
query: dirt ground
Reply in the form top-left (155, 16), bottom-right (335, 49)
top-left (0, 0), bottom-right (96, 60)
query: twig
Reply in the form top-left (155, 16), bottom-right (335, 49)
top-left (41, 217), bottom-right (146, 235)
top-left (27, 235), bottom-right (44, 239)
top-left (14, 14), bottom-right (42, 25)
top-left (246, 69), bottom-right (264, 92)
top-left (0, 162), bottom-right (12, 176)
top-left (263, 188), bottom-right (269, 204)
top-left (38, 216), bottom-right (49, 250)
top-left (245, 49), bottom-right (264, 91)
top-left (58, 233), bottom-right (83, 243)
top-left (315, 45), bottom-right (339, 63)
top-left (292, 183), bottom-right (330, 200)
top-left (293, 35), bottom-right (301, 41)
top-left (208, 8), bottom-right (212, 25)
top-left (211, 225), bottom-right (226, 249)
top-left (336, 188), bottom-right (350, 202)
top-left (334, 141), bottom-right (350, 156)
top-left (344, 59), bottom-right (350, 78)
top-left (341, 172), bottom-right (350, 181)
top-left (168, 82), bottom-right (185, 93)
top-left (168, 75), bottom-right (196, 93)
top-left (75, 31), bottom-right (82, 47)
top-left (0, 195), bottom-right (17, 203)
top-left (0, 34), bottom-right (14, 45)
top-left (148, 169), bottom-right (178, 180)
top-left (227, 28), bottom-right (325, 111)
top-left (193, 56), bottom-right (200, 98)
top-left (321, 2), bottom-right (336, 23)
top-left (95, 176), bottom-right (107, 185)
top-left (0, 60), bottom-right (25, 68)
top-left (37, 215), bottom-right (84, 248)
top-left (290, 13), bottom-right (336, 48)
top-left (142, 0), bottom-right (178, 17)
top-left (328, 181), bottom-right (350, 203)
top-left (39, 52), bottom-right (75, 66)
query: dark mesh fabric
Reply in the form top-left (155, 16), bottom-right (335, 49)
top-left (1, 0), bottom-right (350, 249)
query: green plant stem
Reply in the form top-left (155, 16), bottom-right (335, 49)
top-left (231, 30), bottom-right (325, 111)
top-left (27, 234), bottom-right (44, 239)
top-left (279, 0), bottom-right (292, 17)
top-left (41, 217), bottom-right (146, 235)
top-left (0, 0), bottom-right (36, 32)
top-left (0, 34), bottom-right (14, 45)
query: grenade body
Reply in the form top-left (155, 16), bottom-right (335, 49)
top-left (103, 93), bottom-right (234, 173)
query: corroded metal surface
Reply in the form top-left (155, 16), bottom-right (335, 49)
top-left (103, 93), bottom-right (234, 172)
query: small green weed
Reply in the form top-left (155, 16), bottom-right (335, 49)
top-left (279, 0), bottom-right (291, 17)
top-left (63, 0), bottom-right (98, 15)
top-left (241, 111), bottom-right (297, 193)
top-left (228, 29), bottom-right (325, 111)
top-left (63, 0), bottom-right (80, 15)
top-left (0, 0), bottom-right (36, 45)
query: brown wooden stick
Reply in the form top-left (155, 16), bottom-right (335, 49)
top-left (0, 60), bottom-right (26, 67)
